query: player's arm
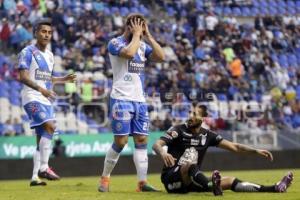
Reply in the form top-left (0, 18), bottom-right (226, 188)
top-left (217, 139), bottom-right (273, 161)
top-left (143, 22), bottom-right (165, 62)
top-left (119, 18), bottom-right (143, 59)
top-left (51, 74), bottom-right (76, 83)
top-left (19, 69), bottom-right (56, 100)
top-left (152, 139), bottom-right (176, 167)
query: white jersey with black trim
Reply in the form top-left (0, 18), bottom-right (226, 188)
top-left (18, 45), bottom-right (54, 106)
top-left (107, 35), bottom-right (153, 102)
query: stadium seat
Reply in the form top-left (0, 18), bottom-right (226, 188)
top-left (296, 85), bottom-right (300, 100)
top-left (77, 120), bottom-right (88, 134)
top-left (0, 81), bottom-right (9, 91)
top-left (103, 7), bottom-right (111, 15)
top-left (232, 7), bottom-right (242, 16)
top-left (23, 123), bottom-right (33, 136)
top-left (120, 7), bottom-right (129, 17)
top-left (139, 5), bottom-right (149, 16)
top-left (223, 7), bottom-right (232, 15)
top-left (83, 72), bottom-right (93, 80)
top-left (9, 96), bottom-right (21, 106)
top-left (0, 123), bottom-right (4, 136)
top-left (111, 6), bottom-right (119, 14)
top-left (130, 7), bottom-right (139, 13)
top-left (9, 80), bottom-right (22, 91)
top-left (75, 72), bottom-right (84, 81)
top-left (93, 72), bottom-right (106, 80)
top-left (10, 106), bottom-right (22, 121)
top-left (0, 89), bottom-right (9, 98)
top-left (214, 7), bottom-right (222, 15)
top-left (0, 110), bottom-right (10, 123)
top-left (217, 93), bottom-right (228, 101)
top-left (167, 7), bottom-right (176, 16)
top-left (241, 7), bottom-right (251, 17)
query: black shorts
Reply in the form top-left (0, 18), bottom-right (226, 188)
top-left (161, 165), bottom-right (211, 194)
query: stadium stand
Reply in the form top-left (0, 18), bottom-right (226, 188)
top-left (0, 0), bottom-right (299, 149)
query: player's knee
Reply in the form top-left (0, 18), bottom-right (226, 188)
top-left (188, 164), bottom-right (209, 190)
top-left (180, 163), bottom-right (192, 175)
top-left (133, 135), bottom-right (147, 145)
top-left (43, 122), bottom-right (55, 134)
top-left (114, 136), bottom-right (128, 148)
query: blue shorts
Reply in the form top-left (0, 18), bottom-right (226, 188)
top-left (24, 101), bottom-right (55, 129)
top-left (110, 98), bottom-right (149, 136)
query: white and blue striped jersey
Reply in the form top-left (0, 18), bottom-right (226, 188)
top-left (18, 45), bottom-right (54, 106)
top-left (107, 35), bottom-right (153, 102)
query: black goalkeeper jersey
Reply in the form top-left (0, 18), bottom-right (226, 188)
top-left (160, 123), bottom-right (223, 172)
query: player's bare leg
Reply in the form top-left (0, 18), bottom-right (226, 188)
top-left (133, 135), bottom-right (159, 192)
top-left (37, 121), bottom-right (60, 181)
top-left (99, 135), bottom-right (128, 192)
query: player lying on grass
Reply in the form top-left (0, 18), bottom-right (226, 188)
top-left (152, 104), bottom-right (293, 195)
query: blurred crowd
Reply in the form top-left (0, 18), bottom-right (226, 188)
top-left (0, 0), bottom-right (300, 136)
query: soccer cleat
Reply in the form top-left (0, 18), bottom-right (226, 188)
top-left (38, 167), bottom-right (60, 180)
top-left (136, 181), bottom-right (160, 192)
top-left (30, 177), bottom-right (47, 186)
top-left (275, 171), bottom-right (293, 192)
top-left (98, 176), bottom-right (110, 192)
top-left (212, 170), bottom-right (223, 196)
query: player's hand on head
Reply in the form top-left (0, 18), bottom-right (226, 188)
top-left (143, 21), bottom-right (151, 38)
top-left (258, 149), bottom-right (273, 161)
top-left (130, 17), bottom-right (143, 36)
top-left (161, 153), bottom-right (177, 167)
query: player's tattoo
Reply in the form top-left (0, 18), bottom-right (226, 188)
top-left (236, 144), bottom-right (258, 154)
top-left (21, 77), bottom-right (40, 91)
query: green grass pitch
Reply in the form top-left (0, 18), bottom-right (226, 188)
top-left (1, 169), bottom-right (299, 200)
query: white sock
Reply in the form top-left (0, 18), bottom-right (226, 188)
top-left (39, 136), bottom-right (52, 172)
top-left (31, 150), bottom-right (40, 180)
top-left (102, 146), bottom-right (121, 177)
top-left (133, 148), bottom-right (148, 182)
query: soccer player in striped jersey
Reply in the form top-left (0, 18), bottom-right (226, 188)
top-left (18, 18), bottom-right (76, 186)
top-left (98, 13), bottom-right (165, 192)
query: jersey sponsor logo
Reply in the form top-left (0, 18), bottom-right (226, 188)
top-left (29, 103), bottom-right (40, 114)
top-left (128, 60), bottom-right (145, 74)
top-left (39, 112), bottom-right (46, 119)
top-left (183, 132), bottom-right (193, 137)
top-left (35, 69), bottom-right (52, 81)
top-left (171, 131), bottom-right (178, 138)
top-left (178, 147), bottom-right (198, 166)
top-left (191, 139), bottom-right (200, 146)
top-left (167, 182), bottom-right (182, 190)
top-left (123, 74), bottom-right (132, 81)
top-left (115, 122), bottom-right (123, 131)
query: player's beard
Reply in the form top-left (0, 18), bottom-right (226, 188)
top-left (187, 119), bottom-right (202, 129)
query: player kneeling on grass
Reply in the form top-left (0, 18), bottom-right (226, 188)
top-left (152, 104), bottom-right (293, 195)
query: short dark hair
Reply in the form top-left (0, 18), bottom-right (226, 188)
top-left (192, 102), bottom-right (208, 117)
top-left (125, 13), bottom-right (145, 26)
top-left (33, 18), bottom-right (52, 33)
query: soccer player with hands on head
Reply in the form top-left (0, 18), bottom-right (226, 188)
top-left (98, 13), bottom-right (165, 193)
